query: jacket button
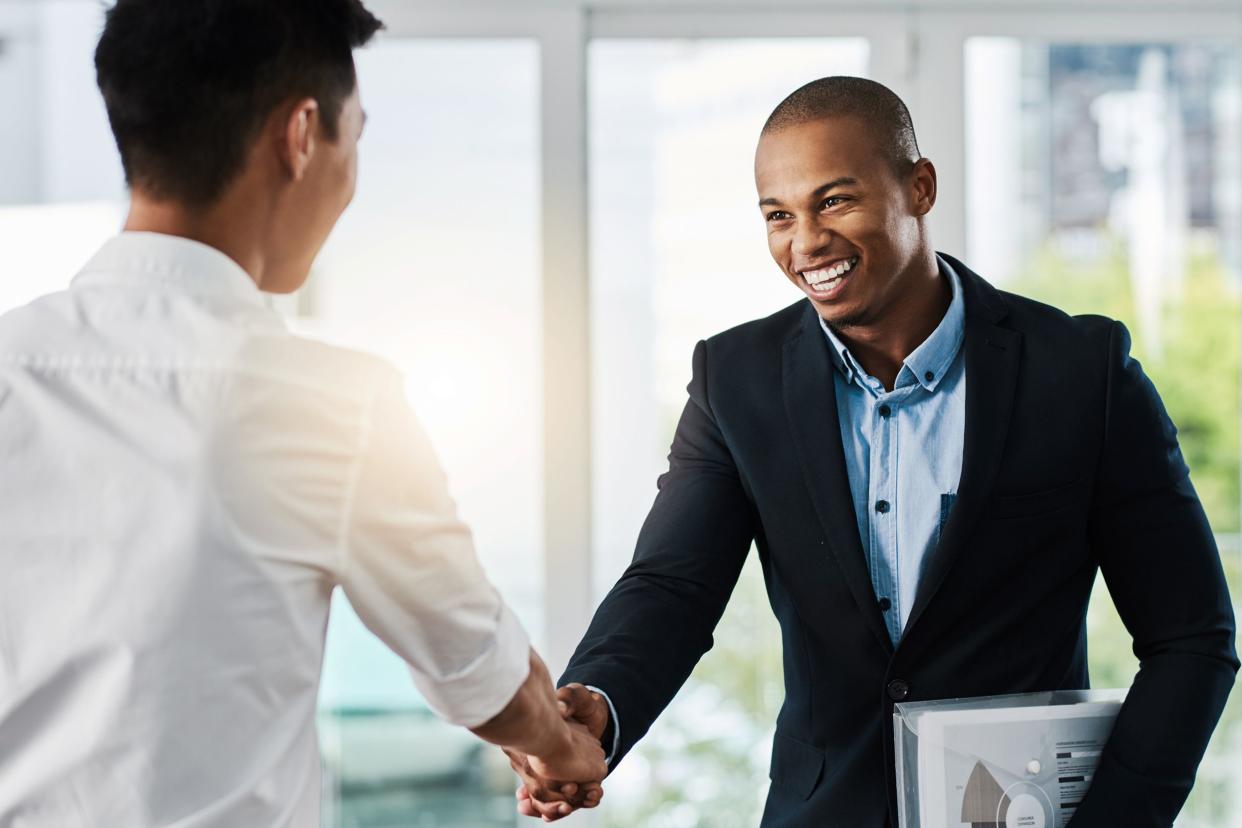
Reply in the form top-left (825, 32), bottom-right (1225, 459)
top-left (887, 679), bottom-right (910, 701)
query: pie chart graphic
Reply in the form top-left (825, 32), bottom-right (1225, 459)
top-left (961, 760), bottom-right (1010, 827)
top-left (959, 761), bottom-right (1055, 828)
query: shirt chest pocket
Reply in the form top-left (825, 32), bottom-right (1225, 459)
top-left (988, 478), bottom-right (1085, 520)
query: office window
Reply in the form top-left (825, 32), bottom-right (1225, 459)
top-left (966, 39), bottom-right (1242, 827)
top-left (310, 39), bottom-right (541, 828)
top-left (0, 0), bottom-right (126, 313)
top-left (589, 38), bottom-right (870, 827)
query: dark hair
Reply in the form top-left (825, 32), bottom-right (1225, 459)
top-left (762, 76), bottom-right (920, 175)
top-left (95, 0), bottom-right (383, 206)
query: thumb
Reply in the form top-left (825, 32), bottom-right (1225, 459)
top-left (556, 684), bottom-right (583, 715)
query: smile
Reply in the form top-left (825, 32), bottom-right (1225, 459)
top-left (798, 256), bottom-right (859, 295)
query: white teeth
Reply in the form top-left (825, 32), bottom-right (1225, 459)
top-left (802, 257), bottom-right (858, 286)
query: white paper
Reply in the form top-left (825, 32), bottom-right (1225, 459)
top-left (916, 701), bottom-right (1121, 828)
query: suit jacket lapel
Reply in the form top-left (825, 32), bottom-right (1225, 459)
top-left (904, 257), bottom-right (1022, 636)
top-left (783, 304), bottom-right (894, 654)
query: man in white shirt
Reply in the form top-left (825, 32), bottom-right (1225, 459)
top-left (0, 1), bottom-right (604, 825)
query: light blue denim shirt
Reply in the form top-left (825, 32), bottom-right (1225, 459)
top-left (818, 255), bottom-right (966, 643)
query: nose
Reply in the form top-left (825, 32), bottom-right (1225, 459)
top-left (792, 218), bottom-right (831, 259)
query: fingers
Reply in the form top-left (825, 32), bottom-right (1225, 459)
top-left (527, 731), bottom-right (607, 791)
top-left (516, 786), bottom-right (575, 821)
top-left (505, 748), bottom-right (573, 805)
top-left (579, 784), bottom-right (604, 807)
top-left (517, 786), bottom-right (572, 821)
top-left (516, 787), bottom-right (539, 818)
top-left (518, 783), bottom-right (603, 813)
top-left (507, 730), bottom-right (607, 818)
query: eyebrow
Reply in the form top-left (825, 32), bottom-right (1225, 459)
top-left (758, 176), bottom-right (859, 208)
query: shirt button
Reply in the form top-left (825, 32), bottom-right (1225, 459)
top-left (878, 597), bottom-right (892, 612)
top-left (878, 404), bottom-right (891, 418)
top-left (924, 371), bottom-right (934, 383)
top-left (887, 679), bottom-right (910, 701)
top-left (875, 500), bottom-right (890, 514)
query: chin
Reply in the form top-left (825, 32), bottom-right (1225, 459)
top-left (817, 303), bottom-right (872, 331)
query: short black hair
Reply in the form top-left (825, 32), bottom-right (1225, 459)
top-left (762, 76), bottom-right (920, 175)
top-left (95, 0), bottom-right (384, 207)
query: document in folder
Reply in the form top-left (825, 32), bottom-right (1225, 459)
top-left (894, 691), bottom-right (1125, 828)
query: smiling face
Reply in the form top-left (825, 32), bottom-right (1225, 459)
top-left (755, 115), bottom-right (936, 330)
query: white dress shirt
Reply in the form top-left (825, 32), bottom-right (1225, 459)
top-left (0, 232), bottom-right (530, 827)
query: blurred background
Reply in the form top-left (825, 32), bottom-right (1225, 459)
top-left (0, 0), bottom-right (1239, 826)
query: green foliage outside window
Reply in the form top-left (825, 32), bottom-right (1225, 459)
top-left (1013, 240), bottom-right (1242, 827)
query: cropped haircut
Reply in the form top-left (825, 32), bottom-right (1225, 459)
top-left (763, 76), bottom-right (921, 176)
top-left (95, 0), bottom-right (383, 206)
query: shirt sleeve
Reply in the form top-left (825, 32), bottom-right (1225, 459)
top-left (336, 367), bottom-right (531, 728)
top-left (584, 685), bottom-right (621, 765)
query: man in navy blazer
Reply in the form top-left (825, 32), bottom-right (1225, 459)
top-left (510, 77), bottom-right (1237, 826)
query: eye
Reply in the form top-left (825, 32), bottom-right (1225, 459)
top-left (821, 196), bottom-right (848, 209)
top-left (765, 210), bottom-right (792, 223)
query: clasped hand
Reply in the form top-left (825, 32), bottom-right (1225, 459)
top-left (506, 683), bottom-right (611, 821)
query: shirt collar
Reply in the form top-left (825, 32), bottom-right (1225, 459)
top-left (818, 254), bottom-right (966, 393)
top-left (72, 231), bottom-right (268, 309)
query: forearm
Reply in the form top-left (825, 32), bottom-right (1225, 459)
top-left (559, 566), bottom-right (743, 766)
top-left (1081, 494), bottom-right (1238, 823)
top-left (470, 649), bottom-right (569, 760)
top-left (1070, 648), bottom-right (1236, 826)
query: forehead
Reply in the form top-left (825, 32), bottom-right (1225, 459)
top-left (754, 116), bottom-right (889, 197)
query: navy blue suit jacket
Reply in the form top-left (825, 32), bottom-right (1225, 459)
top-left (561, 255), bottom-right (1237, 827)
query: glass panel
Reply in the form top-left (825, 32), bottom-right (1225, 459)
top-left (966, 39), bottom-right (1242, 828)
top-left (0, 0), bottom-right (126, 314)
top-left (589, 38), bottom-right (870, 827)
top-left (308, 38), bottom-right (540, 828)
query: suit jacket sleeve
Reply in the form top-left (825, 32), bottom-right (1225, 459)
top-left (1071, 321), bottom-right (1238, 826)
top-left (559, 339), bottom-right (756, 769)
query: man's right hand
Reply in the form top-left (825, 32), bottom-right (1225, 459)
top-left (512, 684), bottom-right (613, 820)
top-left (506, 717), bottom-right (605, 822)
top-left (506, 741), bottom-right (603, 821)
top-left (530, 717), bottom-right (607, 786)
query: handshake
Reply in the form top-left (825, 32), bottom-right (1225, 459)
top-left (503, 683), bottom-right (612, 822)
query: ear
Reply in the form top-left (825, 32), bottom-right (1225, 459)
top-left (277, 97), bottom-right (321, 183)
top-left (909, 157), bottom-right (937, 217)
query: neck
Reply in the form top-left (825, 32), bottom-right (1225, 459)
top-left (123, 189), bottom-right (271, 288)
top-left (831, 249), bottom-right (948, 391)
